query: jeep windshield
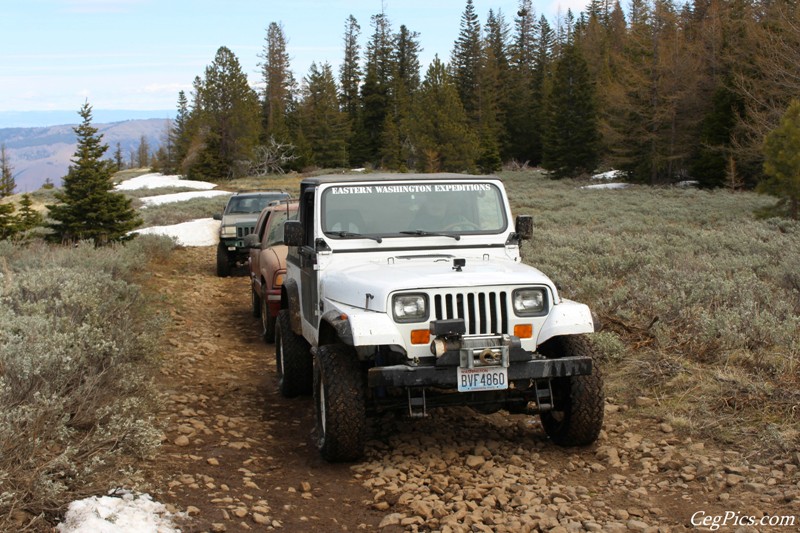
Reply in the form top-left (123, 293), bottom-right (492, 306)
top-left (321, 182), bottom-right (507, 239)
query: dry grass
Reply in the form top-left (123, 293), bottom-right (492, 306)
top-left (501, 170), bottom-right (799, 457)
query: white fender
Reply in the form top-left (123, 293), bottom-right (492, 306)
top-left (536, 299), bottom-right (594, 346)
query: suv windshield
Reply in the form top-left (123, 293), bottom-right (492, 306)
top-left (226, 193), bottom-right (289, 215)
top-left (321, 182), bottom-right (507, 238)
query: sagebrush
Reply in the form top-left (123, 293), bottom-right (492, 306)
top-left (0, 236), bottom-right (173, 529)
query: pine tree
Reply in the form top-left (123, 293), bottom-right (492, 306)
top-left (0, 144), bottom-right (15, 197)
top-left (136, 135), bottom-right (150, 168)
top-left (542, 44), bottom-right (599, 178)
top-left (762, 99), bottom-right (800, 219)
top-left (298, 62), bottom-right (349, 168)
top-left (261, 23), bottom-right (296, 144)
top-left (170, 91), bottom-right (191, 173)
top-left (189, 47), bottom-right (262, 180)
top-left (113, 142), bottom-right (124, 171)
top-left (47, 102), bottom-right (141, 245)
top-left (340, 15), bottom-right (362, 165)
top-left (352, 12), bottom-right (394, 166)
top-left (381, 24), bottom-right (421, 169)
top-left (17, 193), bottom-right (43, 232)
top-left (504, 0), bottom-right (539, 163)
top-left (479, 9), bottom-right (511, 169)
top-left (410, 57), bottom-right (479, 172)
top-left (0, 202), bottom-right (16, 240)
top-left (451, 0), bottom-right (483, 123)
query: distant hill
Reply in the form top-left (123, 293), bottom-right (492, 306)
top-left (0, 118), bottom-right (171, 193)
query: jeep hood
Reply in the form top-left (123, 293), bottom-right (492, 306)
top-left (322, 256), bottom-right (554, 312)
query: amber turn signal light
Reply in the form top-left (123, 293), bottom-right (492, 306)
top-left (514, 324), bottom-right (533, 339)
top-left (410, 329), bottom-right (431, 345)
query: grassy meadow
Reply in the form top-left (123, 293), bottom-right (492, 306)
top-left (502, 171), bottom-right (799, 456)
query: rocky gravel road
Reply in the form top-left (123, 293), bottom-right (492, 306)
top-left (144, 246), bottom-right (799, 532)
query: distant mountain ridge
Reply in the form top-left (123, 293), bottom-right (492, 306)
top-left (1, 118), bottom-right (171, 193)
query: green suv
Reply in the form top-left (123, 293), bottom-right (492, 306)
top-left (214, 191), bottom-right (290, 276)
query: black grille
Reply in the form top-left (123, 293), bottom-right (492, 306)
top-left (236, 225), bottom-right (255, 238)
top-left (433, 291), bottom-right (508, 335)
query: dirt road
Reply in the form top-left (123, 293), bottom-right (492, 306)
top-left (145, 246), bottom-right (799, 532)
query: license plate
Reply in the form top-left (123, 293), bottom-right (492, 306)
top-left (457, 366), bottom-right (508, 392)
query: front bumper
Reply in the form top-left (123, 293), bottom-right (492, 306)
top-left (367, 355), bottom-right (592, 388)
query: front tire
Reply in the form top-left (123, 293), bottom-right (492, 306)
top-left (274, 309), bottom-right (312, 397)
top-left (539, 335), bottom-right (604, 446)
top-left (216, 243), bottom-right (231, 277)
top-left (314, 343), bottom-right (366, 462)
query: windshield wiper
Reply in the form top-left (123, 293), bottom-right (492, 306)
top-left (400, 230), bottom-right (461, 241)
top-left (332, 231), bottom-right (383, 243)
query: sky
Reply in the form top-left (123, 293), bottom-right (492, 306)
top-left (0, 0), bottom-right (586, 127)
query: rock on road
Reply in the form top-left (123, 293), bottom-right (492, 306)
top-left (144, 246), bottom-right (799, 532)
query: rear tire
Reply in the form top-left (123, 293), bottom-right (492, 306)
top-left (216, 244), bottom-right (231, 277)
top-left (539, 335), bottom-right (604, 446)
top-left (274, 309), bottom-right (312, 397)
top-left (314, 343), bottom-right (366, 462)
top-left (260, 286), bottom-right (275, 343)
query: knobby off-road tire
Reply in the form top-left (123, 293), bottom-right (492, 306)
top-left (314, 343), bottom-right (366, 462)
top-left (260, 286), bottom-right (275, 343)
top-left (216, 244), bottom-right (231, 277)
top-left (274, 309), bottom-right (312, 397)
top-left (540, 335), bottom-right (604, 446)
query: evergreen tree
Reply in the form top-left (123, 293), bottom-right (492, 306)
top-left (352, 12), bottom-right (394, 166)
top-left (410, 57), bottom-right (479, 172)
top-left (190, 47), bottom-right (262, 180)
top-left (762, 99), bottom-right (800, 219)
top-left (451, 0), bottom-right (483, 123)
top-left (542, 44), bottom-right (599, 178)
top-left (261, 22), bottom-right (296, 144)
top-left (170, 90), bottom-right (191, 172)
top-left (17, 193), bottom-right (43, 232)
top-left (479, 9), bottom-right (511, 169)
top-left (136, 135), bottom-right (150, 168)
top-left (504, 0), bottom-right (539, 163)
top-left (113, 142), bottom-right (124, 171)
top-left (298, 62), bottom-right (349, 168)
top-left (340, 15), bottom-right (362, 164)
top-left (381, 24), bottom-right (421, 169)
top-left (0, 202), bottom-right (16, 240)
top-left (0, 144), bottom-right (15, 197)
top-left (47, 102), bottom-right (141, 246)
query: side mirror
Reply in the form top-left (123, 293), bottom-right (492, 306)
top-left (243, 233), bottom-right (260, 249)
top-left (213, 213), bottom-right (222, 221)
top-left (283, 220), bottom-right (302, 247)
top-left (515, 215), bottom-right (533, 240)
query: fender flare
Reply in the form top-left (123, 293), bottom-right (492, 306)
top-left (320, 310), bottom-right (354, 346)
top-left (281, 278), bottom-right (302, 334)
top-left (537, 299), bottom-right (595, 346)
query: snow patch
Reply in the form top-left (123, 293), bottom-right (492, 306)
top-left (581, 183), bottom-right (631, 190)
top-left (139, 190), bottom-right (231, 207)
top-left (592, 170), bottom-right (626, 181)
top-left (57, 491), bottom-right (181, 533)
top-left (115, 173), bottom-right (217, 191)
top-left (134, 218), bottom-right (220, 247)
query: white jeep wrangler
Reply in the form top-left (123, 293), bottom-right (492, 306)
top-left (277, 173), bottom-right (603, 462)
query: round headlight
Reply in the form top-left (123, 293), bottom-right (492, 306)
top-left (513, 288), bottom-right (546, 316)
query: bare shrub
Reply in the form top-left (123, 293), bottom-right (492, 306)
top-left (249, 137), bottom-right (298, 176)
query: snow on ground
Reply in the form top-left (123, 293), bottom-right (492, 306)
top-left (581, 182), bottom-right (631, 190)
top-left (134, 218), bottom-right (220, 247)
top-left (57, 492), bottom-right (180, 533)
top-left (592, 169), bottom-right (626, 181)
top-left (139, 190), bottom-right (231, 207)
top-left (115, 173), bottom-right (218, 191)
